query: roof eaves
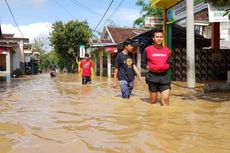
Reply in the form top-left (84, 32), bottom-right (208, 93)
top-left (0, 37), bottom-right (29, 43)
top-left (90, 42), bottom-right (117, 47)
top-left (106, 27), bottom-right (115, 43)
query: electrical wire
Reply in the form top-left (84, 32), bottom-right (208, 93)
top-left (54, 0), bottom-right (75, 18)
top-left (93, 0), bottom-right (114, 32)
top-left (69, 0), bottom-right (103, 16)
top-left (98, 0), bottom-right (125, 31)
top-left (4, 0), bottom-right (24, 37)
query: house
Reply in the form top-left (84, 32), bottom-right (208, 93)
top-left (151, 0), bottom-right (230, 83)
top-left (24, 44), bottom-right (40, 75)
top-left (0, 25), bottom-right (29, 79)
top-left (89, 26), bottom-right (148, 77)
top-left (90, 24), bottom-right (229, 81)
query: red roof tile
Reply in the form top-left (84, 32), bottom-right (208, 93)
top-left (100, 39), bottom-right (112, 43)
top-left (106, 27), bottom-right (148, 43)
top-left (2, 34), bottom-right (15, 38)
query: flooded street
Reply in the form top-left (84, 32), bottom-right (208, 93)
top-left (0, 74), bottom-right (230, 153)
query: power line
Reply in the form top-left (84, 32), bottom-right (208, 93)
top-left (93, 0), bottom-right (115, 32)
top-left (69, 0), bottom-right (103, 16)
top-left (98, 0), bottom-right (125, 31)
top-left (4, 0), bottom-right (24, 37)
top-left (54, 0), bottom-right (75, 18)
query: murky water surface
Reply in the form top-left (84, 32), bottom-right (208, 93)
top-left (0, 74), bottom-right (230, 153)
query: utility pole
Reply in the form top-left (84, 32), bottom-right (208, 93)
top-left (186, 0), bottom-right (195, 88)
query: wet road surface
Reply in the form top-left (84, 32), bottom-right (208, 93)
top-left (0, 74), bottom-right (230, 153)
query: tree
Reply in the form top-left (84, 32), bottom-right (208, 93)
top-left (134, 0), bottom-right (162, 28)
top-left (205, 0), bottom-right (230, 19)
top-left (32, 37), bottom-right (47, 54)
top-left (32, 37), bottom-right (49, 72)
top-left (50, 20), bottom-right (92, 71)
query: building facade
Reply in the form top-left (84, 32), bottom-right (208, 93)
top-left (0, 27), bottom-right (29, 79)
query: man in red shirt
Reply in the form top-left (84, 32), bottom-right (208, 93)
top-left (80, 53), bottom-right (93, 85)
top-left (141, 29), bottom-right (172, 106)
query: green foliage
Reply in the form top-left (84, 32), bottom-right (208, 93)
top-left (32, 37), bottom-right (49, 72)
top-left (223, 8), bottom-right (230, 19)
top-left (33, 37), bottom-right (47, 54)
top-left (50, 20), bottom-right (92, 71)
top-left (134, 0), bottom-right (162, 28)
top-left (40, 52), bottom-right (58, 72)
top-left (40, 52), bottom-right (51, 72)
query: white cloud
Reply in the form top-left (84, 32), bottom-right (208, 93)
top-left (113, 8), bottom-right (141, 22)
top-left (1, 22), bottom-right (52, 42)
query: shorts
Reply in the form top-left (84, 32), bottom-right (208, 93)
top-left (119, 80), bottom-right (134, 99)
top-left (82, 76), bottom-right (91, 85)
top-left (145, 72), bottom-right (171, 92)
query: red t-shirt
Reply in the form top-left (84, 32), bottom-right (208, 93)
top-left (145, 45), bottom-right (170, 72)
top-left (80, 59), bottom-right (93, 76)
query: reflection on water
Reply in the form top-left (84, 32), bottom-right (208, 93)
top-left (0, 74), bottom-right (230, 153)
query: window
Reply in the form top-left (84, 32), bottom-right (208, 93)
top-left (0, 54), bottom-right (6, 71)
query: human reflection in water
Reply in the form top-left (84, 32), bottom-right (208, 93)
top-left (80, 85), bottom-right (92, 96)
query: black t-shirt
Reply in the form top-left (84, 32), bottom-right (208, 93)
top-left (115, 52), bottom-right (136, 82)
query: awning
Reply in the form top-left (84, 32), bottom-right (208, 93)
top-left (90, 43), bottom-right (117, 47)
top-left (104, 47), bottom-right (117, 53)
top-left (151, 0), bottom-right (182, 9)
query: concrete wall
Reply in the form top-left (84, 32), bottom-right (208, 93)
top-left (13, 47), bottom-right (20, 70)
top-left (19, 41), bottom-right (25, 73)
top-left (11, 41), bottom-right (25, 73)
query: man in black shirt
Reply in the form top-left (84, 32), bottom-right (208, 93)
top-left (113, 39), bottom-right (141, 99)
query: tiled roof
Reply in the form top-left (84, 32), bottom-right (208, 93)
top-left (90, 39), bottom-right (113, 43)
top-left (100, 39), bottom-right (112, 43)
top-left (0, 42), bottom-right (18, 47)
top-left (0, 42), bottom-right (18, 45)
top-left (1, 34), bottom-right (15, 38)
top-left (106, 27), bottom-right (148, 43)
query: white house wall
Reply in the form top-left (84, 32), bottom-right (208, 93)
top-left (220, 22), bottom-right (230, 49)
top-left (12, 41), bottom-right (25, 71)
top-left (6, 51), bottom-right (11, 74)
top-left (13, 47), bottom-right (20, 70)
top-left (19, 41), bottom-right (24, 63)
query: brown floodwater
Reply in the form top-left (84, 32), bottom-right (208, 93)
top-left (0, 73), bottom-right (230, 153)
